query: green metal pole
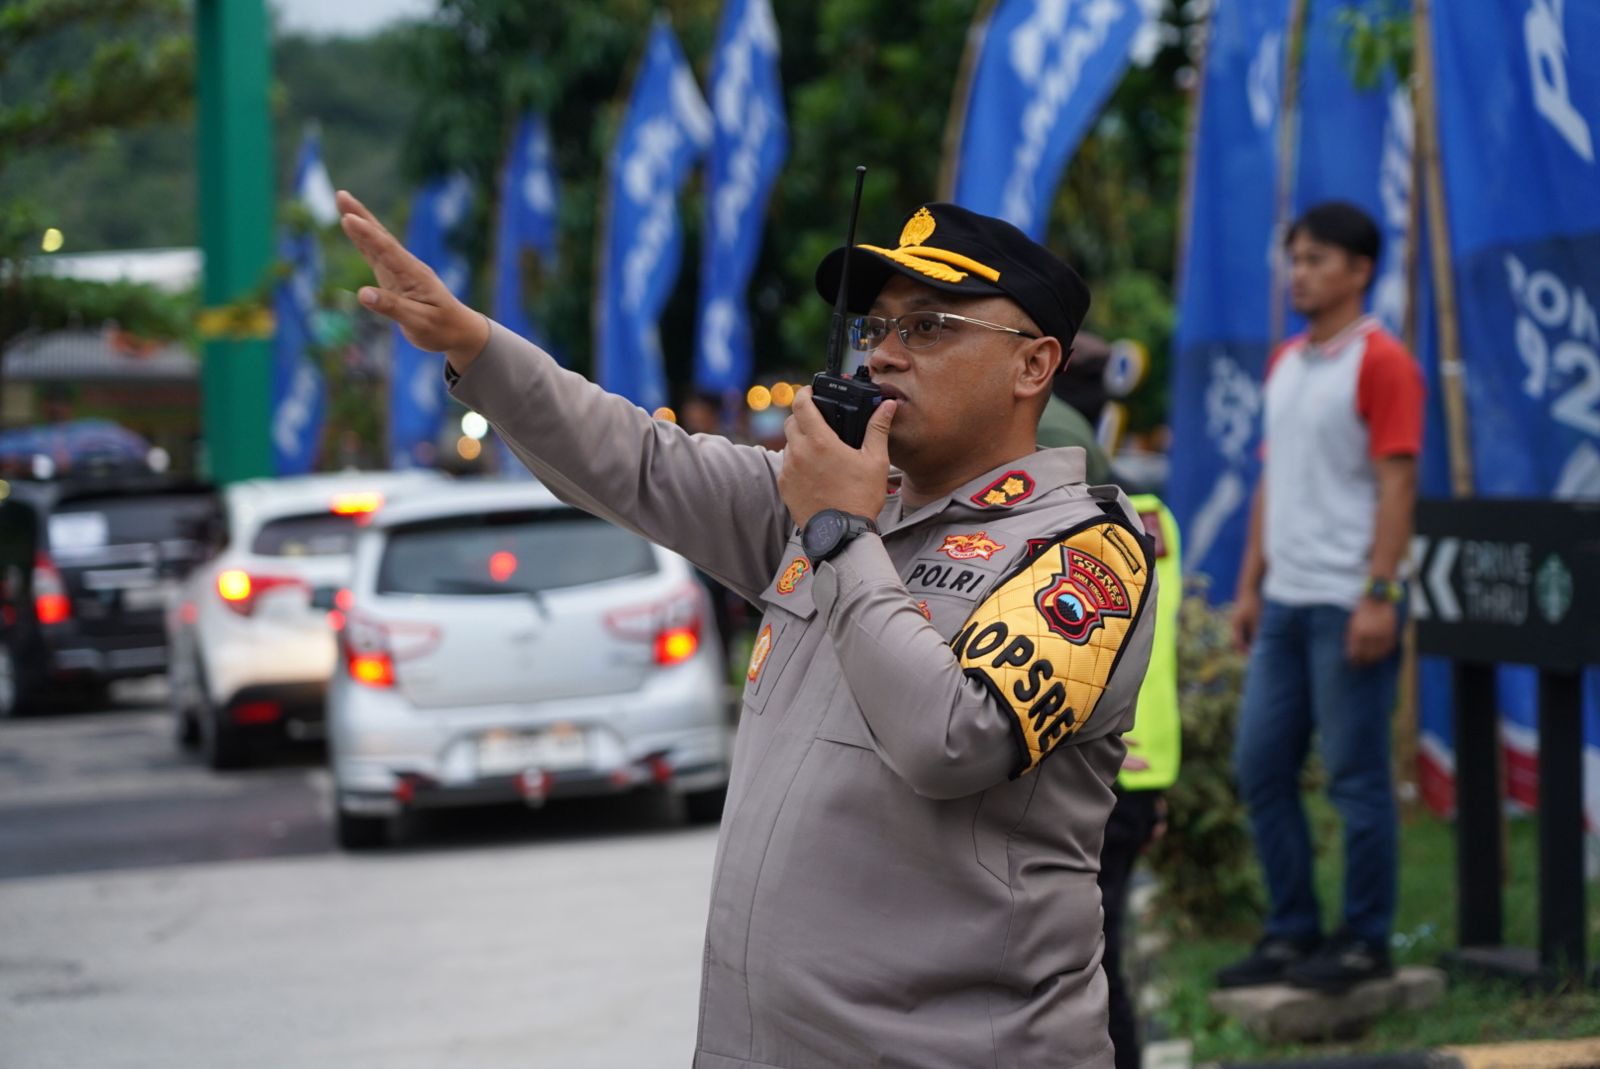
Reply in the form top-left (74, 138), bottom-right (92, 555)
top-left (195, 0), bottom-right (275, 483)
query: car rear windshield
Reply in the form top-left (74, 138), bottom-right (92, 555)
top-left (376, 510), bottom-right (657, 596)
top-left (49, 493), bottom-right (217, 561)
top-left (252, 513), bottom-right (362, 558)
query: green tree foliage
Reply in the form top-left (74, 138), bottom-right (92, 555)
top-left (0, 0), bottom-right (194, 368)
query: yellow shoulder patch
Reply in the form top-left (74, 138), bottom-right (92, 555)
top-left (949, 519), bottom-right (1152, 776)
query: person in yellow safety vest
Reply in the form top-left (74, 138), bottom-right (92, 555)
top-left (1100, 494), bottom-right (1181, 1069)
top-left (1033, 403), bottom-right (1182, 1069)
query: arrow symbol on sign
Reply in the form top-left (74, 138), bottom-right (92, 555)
top-left (1426, 536), bottom-right (1461, 622)
top-left (1408, 535), bottom-right (1431, 619)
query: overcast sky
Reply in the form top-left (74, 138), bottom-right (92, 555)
top-left (271, 0), bottom-right (437, 37)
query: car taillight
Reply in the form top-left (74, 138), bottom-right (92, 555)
top-left (216, 569), bottom-right (306, 616)
top-left (654, 622), bottom-right (700, 666)
top-left (341, 611), bottom-right (439, 689)
top-left (33, 553), bottom-right (70, 625)
top-left (604, 583), bottom-right (704, 667)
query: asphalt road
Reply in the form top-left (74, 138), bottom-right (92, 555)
top-left (0, 681), bottom-right (719, 1068)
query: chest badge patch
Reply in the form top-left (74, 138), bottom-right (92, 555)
top-left (1035, 546), bottom-right (1133, 645)
top-left (971, 470), bottom-right (1035, 510)
top-left (775, 557), bottom-right (809, 594)
top-left (939, 532), bottom-right (1005, 560)
top-left (746, 625), bottom-right (774, 683)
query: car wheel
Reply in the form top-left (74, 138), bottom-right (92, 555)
top-left (684, 785), bottom-right (726, 825)
top-left (336, 808), bottom-right (392, 851)
top-left (0, 644), bottom-right (23, 719)
top-left (198, 690), bottom-right (250, 771)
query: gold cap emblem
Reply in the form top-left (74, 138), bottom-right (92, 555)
top-left (899, 207), bottom-right (936, 248)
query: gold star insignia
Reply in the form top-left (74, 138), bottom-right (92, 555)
top-left (1002, 477), bottom-right (1026, 497)
top-left (984, 489), bottom-right (1008, 505)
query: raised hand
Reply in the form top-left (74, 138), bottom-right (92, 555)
top-left (336, 189), bottom-right (489, 368)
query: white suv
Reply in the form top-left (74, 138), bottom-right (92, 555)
top-left (166, 471), bottom-right (445, 768)
top-left (327, 480), bottom-right (731, 849)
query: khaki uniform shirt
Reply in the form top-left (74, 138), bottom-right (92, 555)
top-left (450, 323), bottom-right (1159, 1069)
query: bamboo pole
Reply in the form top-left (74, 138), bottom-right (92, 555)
top-left (1412, 0), bottom-right (1474, 497)
top-left (935, 0), bottom-right (999, 204)
top-left (1268, 0), bottom-right (1308, 351)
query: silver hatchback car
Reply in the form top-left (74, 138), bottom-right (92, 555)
top-left (326, 480), bottom-right (732, 849)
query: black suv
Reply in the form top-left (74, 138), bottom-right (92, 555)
top-left (0, 473), bottom-right (218, 715)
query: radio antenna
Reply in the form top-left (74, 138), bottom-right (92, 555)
top-left (825, 165), bottom-right (868, 377)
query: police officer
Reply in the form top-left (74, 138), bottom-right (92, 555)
top-left (341, 192), bottom-right (1159, 1069)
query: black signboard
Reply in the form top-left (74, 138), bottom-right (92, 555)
top-left (1412, 499), bottom-right (1600, 672)
top-left (1412, 498), bottom-right (1598, 988)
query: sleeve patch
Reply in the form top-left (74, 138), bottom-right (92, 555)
top-left (949, 520), bottom-right (1151, 776)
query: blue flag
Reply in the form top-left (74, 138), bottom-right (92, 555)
top-left (389, 173), bottom-right (474, 470)
top-left (950, 0), bottom-right (1146, 239)
top-left (494, 113), bottom-right (561, 352)
top-left (1431, 0), bottom-right (1600, 826)
top-left (1167, 0), bottom-right (1295, 599)
top-left (597, 21), bottom-right (713, 411)
top-left (695, 0), bottom-right (788, 394)
top-left (270, 129), bottom-right (333, 475)
top-left (1290, 0), bottom-right (1414, 337)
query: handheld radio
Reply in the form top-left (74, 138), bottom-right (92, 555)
top-left (811, 166), bottom-right (883, 449)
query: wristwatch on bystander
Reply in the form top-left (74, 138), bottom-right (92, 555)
top-left (1363, 576), bottom-right (1403, 603)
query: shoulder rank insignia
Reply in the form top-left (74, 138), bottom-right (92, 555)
top-left (949, 518), bottom-right (1153, 776)
top-left (970, 470), bottom-right (1035, 510)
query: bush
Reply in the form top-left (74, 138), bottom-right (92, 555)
top-left (1144, 582), bottom-right (1265, 936)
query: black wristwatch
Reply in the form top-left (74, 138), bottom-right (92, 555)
top-left (801, 509), bottom-right (879, 566)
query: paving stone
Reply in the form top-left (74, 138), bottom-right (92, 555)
top-left (1207, 966), bottom-right (1448, 1044)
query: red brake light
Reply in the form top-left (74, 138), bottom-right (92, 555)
top-left (32, 553), bottom-right (70, 625)
top-left (216, 570), bottom-right (306, 616)
top-left (347, 652), bottom-right (395, 688)
top-left (654, 623), bottom-right (700, 666)
top-left (488, 551), bottom-right (518, 583)
top-left (604, 584), bottom-right (705, 666)
top-left (340, 611), bottom-right (439, 689)
top-left (331, 492), bottom-right (383, 516)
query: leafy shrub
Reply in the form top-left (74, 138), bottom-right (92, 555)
top-left (1144, 581), bottom-right (1265, 936)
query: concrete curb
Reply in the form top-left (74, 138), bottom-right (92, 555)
top-left (1213, 1036), bottom-right (1600, 1069)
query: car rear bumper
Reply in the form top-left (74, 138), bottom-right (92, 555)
top-left (330, 669), bottom-right (731, 815)
top-left (338, 755), bottom-right (729, 817)
top-left (49, 642), bottom-right (167, 680)
top-left (222, 681), bottom-right (329, 740)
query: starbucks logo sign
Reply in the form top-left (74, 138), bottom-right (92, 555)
top-left (1535, 554), bottom-right (1574, 625)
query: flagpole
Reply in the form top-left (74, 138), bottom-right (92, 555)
top-left (1268, 0), bottom-right (1307, 352)
top-left (1412, 0), bottom-right (1474, 497)
top-left (935, 0), bottom-right (999, 202)
top-left (1173, 1), bottom-right (1214, 304)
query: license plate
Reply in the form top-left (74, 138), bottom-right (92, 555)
top-left (476, 726), bottom-right (589, 776)
top-left (122, 583), bottom-right (177, 612)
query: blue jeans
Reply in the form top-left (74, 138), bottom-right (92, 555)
top-left (1234, 599), bottom-right (1401, 945)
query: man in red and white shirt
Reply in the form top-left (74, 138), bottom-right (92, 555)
top-left (1218, 202), bottom-right (1425, 993)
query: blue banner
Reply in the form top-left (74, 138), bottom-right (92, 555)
top-left (1290, 0), bottom-right (1413, 337)
top-left (494, 113), bottom-right (561, 352)
top-left (950, 0), bottom-right (1146, 239)
top-left (1432, 0), bottom-right (1600, 826)
top-left (270, 130), bottom-right (332, 475)
top-left (1167, 0), bottom-right (1295, 599)
top-left (695, 0), bottom-right (787, 394)
top-left (389, 173), bottom-right (474, 470)
top-left (597, 21), bottom-right (713, 410)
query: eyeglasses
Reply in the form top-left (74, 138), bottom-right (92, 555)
top-left (848, 311), bottom-right (1040, 352)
